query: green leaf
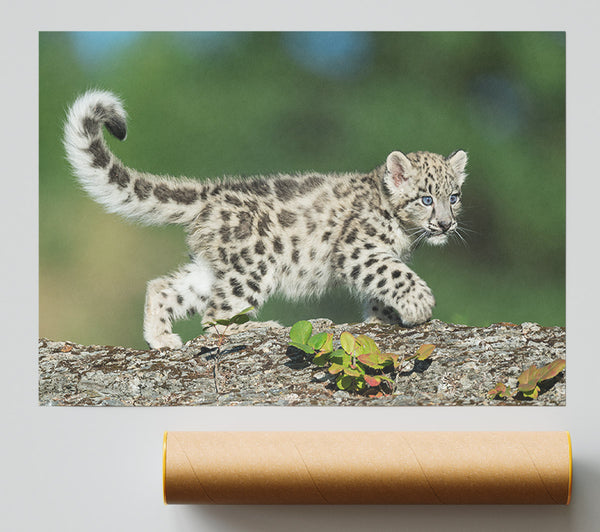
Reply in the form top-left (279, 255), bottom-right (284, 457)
top-left (312, 351), bottom-right (331, 366)
top-left (320, 333), bottom-right (334, 354)
top-left (336, 374), bottom-right (354, 390)
top-left (522, 385), bottom-right (540, 399)
top-left (340, 332), bottom-right (356, 354)
top-left (354, 378), bottom-right (367, 392)
top-left (290, 320), bottom-right (312, 344)
top-left (308, 332), bottom-right (328, 350)
top-left (375, 353), bottom-right (397, 366)
top-left (207, 306), bottom-right (255, 327)
top-left (290, 342), bottom-right (315, 355)
top-left (355, 335), bottom-right (380, 356)
top-left (329, 349), bottom-right (350, 366)
top-left (230, 306), bottom-right (254, 324)
top-left (230, 313), bottom-right (250, 325)
top-left (343, 366), bottom-right (362, 377)
top-left (376, 375), bottom-right (394, 387)
top-left (381, 353), bottom-right (400, 368)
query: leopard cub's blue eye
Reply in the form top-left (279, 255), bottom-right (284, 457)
top-left (449, 194), bottom-right (459, 204)
top-left (421, 196), bottom-right (433, 206)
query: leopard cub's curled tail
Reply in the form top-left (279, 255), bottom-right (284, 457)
top-left (64, 90), bottom-right (204, 226)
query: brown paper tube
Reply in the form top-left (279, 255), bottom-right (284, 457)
top-left (163, 431), bottom-right (572, 505)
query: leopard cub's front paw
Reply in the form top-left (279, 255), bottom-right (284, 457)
top-left (147, 332), bottom-right (184, 350)
top-left (397, 280), bottom-right (435, 327)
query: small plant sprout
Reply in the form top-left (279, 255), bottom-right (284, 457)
top-left (487, 358), bottom-right (565, 401)
top-left (487, 382), bottom-right (513, 399)
top-left (288, 320), bottom-right (435, 395)
top-left (203, 306), bottom-right (254, 393)
top-left (204, 306), bottom-right (254, 334)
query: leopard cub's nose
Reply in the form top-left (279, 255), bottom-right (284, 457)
top-left (438, 220), bottom-right (452, 232)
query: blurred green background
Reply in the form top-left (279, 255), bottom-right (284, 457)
top-left (39, 32), bottom-right (565, 349)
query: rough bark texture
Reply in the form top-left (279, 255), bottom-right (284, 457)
top-left (39, 319), bottom-right (565, 407)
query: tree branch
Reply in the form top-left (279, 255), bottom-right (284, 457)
top-left (38, 319), bottom-right (565, 406)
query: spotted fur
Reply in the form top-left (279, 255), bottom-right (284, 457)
top-left (64, 91), bottom-right (469, 349)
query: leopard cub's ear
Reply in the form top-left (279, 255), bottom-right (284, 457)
top-left (386, 151), bottom-right (413, 187)
top-left (447, 149), bottom-right (468, 183)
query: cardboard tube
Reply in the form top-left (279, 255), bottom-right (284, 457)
top-left (163, 431), bottom-right (572, 505)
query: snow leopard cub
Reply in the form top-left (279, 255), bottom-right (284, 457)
top-left (64, 90), bottom-right (468, 349)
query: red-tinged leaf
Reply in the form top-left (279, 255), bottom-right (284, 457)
top-left (356, 352), bottom-right (375, 365)
top-left (498, 322), bottom-right (518, 327)
top-left (518, 365), bottom-right (543, 392)
top-left (364, 375), bottom-right (382, 387)
top-left (340, 331), bottom-right (356, 354)
top-left (357, 352), bottom-right (385, 369)
top-left (415, 344), bottom-right (435, 360)
top-left (61, 344), bottom-right (73, 353)
top-left (537, 359), bottom-right (566, 382)
top-left (328, 363), bottom-right (345, 375)
top-left (488, 382), bottom-right (510, 398)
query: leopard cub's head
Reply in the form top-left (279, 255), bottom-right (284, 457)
top-left (383, 149), bottom-right (468, 246)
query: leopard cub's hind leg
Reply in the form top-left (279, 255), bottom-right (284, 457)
top-left (200, 274), bottom-right (282, 335)
top-left (143, 258), bottom-right (214, 349)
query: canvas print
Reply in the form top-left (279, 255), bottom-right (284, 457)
top-left (39, 32), bottom-right (565, 406)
